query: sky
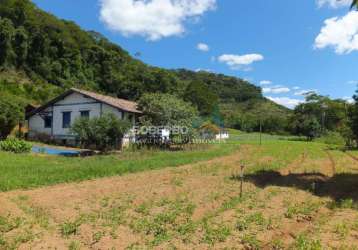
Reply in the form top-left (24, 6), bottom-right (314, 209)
top-left (32, 0), bottom-right (358, 109)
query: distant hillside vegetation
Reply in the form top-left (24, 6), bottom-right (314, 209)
top-left (0, 0), bottom-right (291, 132)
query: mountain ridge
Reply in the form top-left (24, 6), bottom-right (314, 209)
top-left (0, 0), bottom-right (290, 132)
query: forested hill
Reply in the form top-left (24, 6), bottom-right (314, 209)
top-left (0, 0), bottom-right (290, 132)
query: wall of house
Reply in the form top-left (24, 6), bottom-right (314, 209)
top-left (28, 92), bottom-right (136, 141)
top-left (102, 103), bottom-right (123, 120)
top-left (102, 104), bottom-right (135, 126)
top-left (28, 107), bottom-right (53, 137)
top-left (52, 93), bottom-right (101, 137)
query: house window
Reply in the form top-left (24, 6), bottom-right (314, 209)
top-left (80, 110), bottom-right (90, 118)
top-left (44, 116), bottom-right (52, 128)
top-left (62, 112), bottom-right (71, 128)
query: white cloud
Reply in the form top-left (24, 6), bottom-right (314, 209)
top-left (315, 11), bottom-right (358, 54)
top-left (99, 0), bottom-right (216, 41)
top-left (259, 80), bottom-right (272, 85)
top-left (316, 0), bottom-right (351, 8)
top-left (218, 53), bottom-right (264, 70)
top-left (195, 68), bottom-right (212, 72)
top-left (266, 96), bottom-right (303, 109)
top-left (343, 96), bottom-right (355, 103)
top-left (347, 80), bottom-right (358, 84)
top-left (293, 86), bottom-right (300, 90)
top-left (262, 85), bottom-right (290, 94)
top-left (294, 89), bottom-right (317, 96)
top-left (243, 77), bottom-right (253, 82)
top-left (197, 42), bottom-right (210, 52)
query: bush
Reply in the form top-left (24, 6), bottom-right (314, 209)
top-left (0, 138), bottom-right (32, 153)
top-left (71, 113), bottom-right (131, 152)
top-left (315, 131), bottom-right (345, 148)
top-left (0, 93), bottom-right (24, 140)
top-left (28, 132), bottom-right (55, 144)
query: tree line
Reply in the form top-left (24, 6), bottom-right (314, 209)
top-left (0, 0), bottom-right (268, 115)
top-left (287, 92), bottom-right (358, 146)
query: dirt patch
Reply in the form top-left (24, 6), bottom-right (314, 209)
top-left (1, 144), bottom-right (358, 249)
top-left (280, 151), bottom-right (307, 176)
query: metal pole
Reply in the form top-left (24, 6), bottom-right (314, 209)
top-left (321, 104), bottom-right (328, 133)
top-left (259, 118), bottom-right (262, 146)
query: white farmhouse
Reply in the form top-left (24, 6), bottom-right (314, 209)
top-left (26, 88), bottom-right (142, 145)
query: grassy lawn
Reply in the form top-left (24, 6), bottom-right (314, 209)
top-left (228, 129), bottom-right (305, 144)
top-left (240, 140), bottom-right (324, 172)
top-left (0, 143), bottom-right (239, 192)
top-left (0, 131), bottom-right (324, 192)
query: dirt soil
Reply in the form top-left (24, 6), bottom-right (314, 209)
top-left (1, 145), bottom-right (358, 249)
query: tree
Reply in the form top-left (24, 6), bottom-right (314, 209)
top-left (291, 93), bottom-right (350, 139)
top-left (0, 17), bottom-right (15, 66)
top-left (71, 113), bottom-right (131, 152)
top-left (0, 93), bottom-right (24, 140)
top-left (291, 114), bottom-right (321, 141)
top-left (184, 81), bottom-right (218, 115)
top-left (13, 26), bottom-right (28, 67)
top-left (138, 93), bottom-right (198, 128)
top-left (349, 89), bottom-right (358, 143)
top-left (302, 116), bottom-right (321, 141)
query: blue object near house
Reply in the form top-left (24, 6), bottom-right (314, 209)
top-left (32, 145), bottom-right (81, 157)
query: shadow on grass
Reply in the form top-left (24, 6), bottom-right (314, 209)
top-left (233, 171), bottom-right (358, 205)
top-left (279, 137), bottom-right (308, 142)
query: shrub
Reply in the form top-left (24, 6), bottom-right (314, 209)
top-left (315, 131), bottom-right (345, 148)
top-left (0, 138), bottom-right (32, 153)
top-left (71, 113), bottom-right (131, 152)
top-left (0, 93), bottom-right (24, 140)
top-left (28, 132), bottom-right (55, 144)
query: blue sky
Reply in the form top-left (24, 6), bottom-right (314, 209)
top-left (32, 0), bottom-right (358, 108)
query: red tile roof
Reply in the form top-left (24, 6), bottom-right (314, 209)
top-left (71, 88), bottom-right (141, 114)
top-left (26, 88), bottom-right (141, 119)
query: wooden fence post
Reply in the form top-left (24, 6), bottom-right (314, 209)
top-left (240, 164), bottom-right (245, 198)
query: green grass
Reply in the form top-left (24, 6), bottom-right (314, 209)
top-left (130, 197), bottom-right (196, 245)
top-left (60, 220), bottom-right (81, 237)
top-left (240, 140), bottom-right (325, 173)
top-left (0, 143), bottom-right (238, 192)
top-left (292, 234), bottom-right (322, 250)
top-left (0, 131), bottom-right (342, 192)
top-left (228, 130), bottom-right (304, 144)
